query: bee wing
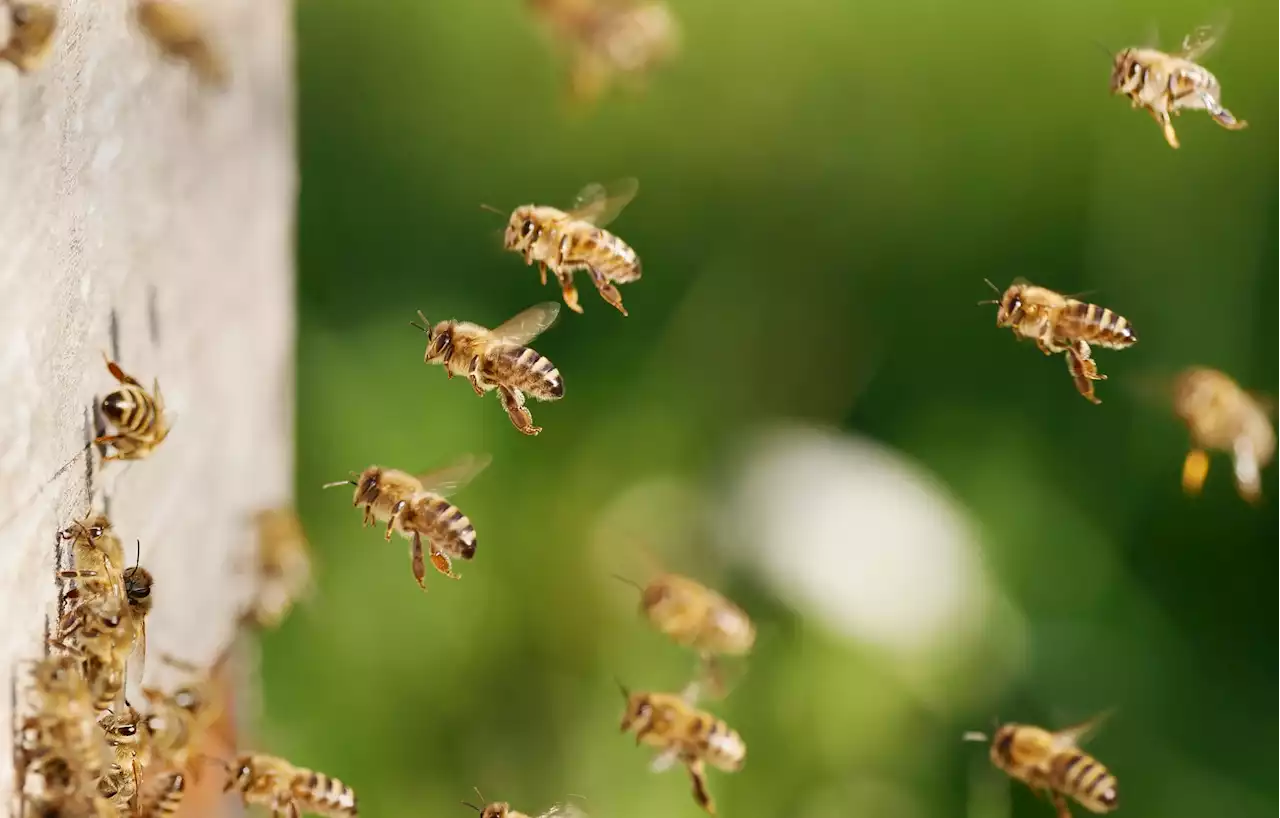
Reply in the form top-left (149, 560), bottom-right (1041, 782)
top-left (489, 302), bottom-right (562, 346)
top-left (539, 805), bottom-right (590, 818)
top-left (1177, 20), bottom-right (1228, 60)
top-left (414, 453), bottom-right (493, 497)
top-left (566, 177), bottom-right (639, 228)
top-left (1051, 709), bottom-right (1115, 751)
top-left (649, 747), bottom-right (680, 774)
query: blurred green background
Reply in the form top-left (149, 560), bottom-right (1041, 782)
top-left (262, 0), bottom-right (1277, 816)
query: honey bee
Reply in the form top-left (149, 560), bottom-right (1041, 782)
top-left (97, 706), bottom-right (145, 814)
top-left (324, 454), bottom-right (490, 590)
top-left (494, 179), bottom-right (642, 315)
top-left (141, 659), bottom-right (222, 773)
top-left (964, 712), bottom-right (1119, 818)
top-left (0, 1), bottom-right (57, 73)
top-left (246, 507), bottom-right (315, 629)
top-left (18, 656), bottom-right (106, 788)
top-left (461, 788), bottom-right (588, 818)
top-left (983, 279), bottom-right (1138, 404)
top-left (138, 772), bottom-right (187, 818)
top-left (219, 753), bottom-right (359, 818)
top-left (1110, 23), bottom-right (1245, 149)
top-left (135, 0), bottom-right (228, 88)
top-left (96, 354), bottom-right (172, 462)
top-left (615, 573), bottom-right (755, 699)
top-left (1172, 367), bottom-right (1275, 503)
top-left (618, 683), bottom-right (745, 814)
top-left (411, 303), bottom-right (564, 435)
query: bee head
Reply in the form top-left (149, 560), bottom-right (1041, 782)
top-left (424, 324), bottom-right (455, 364)
top-left (353, 467), bottom-right (383, 505)
top-left (125, 567), bottom-right (154, 613)
top-left (503, 206), bottom-right (538, 253)
top-left (1110, 49), bottom-right (1140, 94)
top-left (990, 724), bottom-right (1018, 767)
top-left (225, 757), bottom-right (253, 793)
top-left (994, 284), bottom-right (1025, 328)
top-left (619, 688), bottom-right (653, 736)
top-left (479, 804), bottom-right (509, 818)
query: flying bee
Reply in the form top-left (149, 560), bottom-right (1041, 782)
top-left (461, 787), bottom-right (588, 818)
top-left (491, 178), bottom-right (642, 315)
top-left (964, 712), bottom-right (1118, 818)
top-left (411, 303), bottom-right (564, 435)
top-left (0, 1), bottom-right (57, 72)
top-left (246, 507), bottom-right (314, 629)
top-left (216, 752), bottom-right (359, 818)
top-left (134, 0), bottom-right (229, 88)
top-left (1172, 367), bottom-right (1275, 503)
top-left (982, 279), bottom-right (1138, 404)
top-left (96, 354), bottom-right (172, 461)
top-left (618, 683), bottom-right (745, 815)
top-left (324, 454), bottom-right (490, 590)
top-left (1109, 23), bottom-right (1245, 149)
top-left (614, 573), bottom-right (755, 699)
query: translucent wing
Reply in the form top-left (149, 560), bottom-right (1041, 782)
top-left (649, 747), bottom-right (680, 774)
top-left (539, 804), bottom-right (590, 818)
top-left (566, 177), bottom-right (639, 227)
top-left (1178, 21), bottom-right (1227, 60)
top-left (1051, 709), bottom-right (1114, 751)
top-left (415, 453), bottom-right (492, 497)
top-left (490, 302), bottom-right (561, 346)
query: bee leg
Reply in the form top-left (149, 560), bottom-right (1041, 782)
top-left (497, 386), bottom-right (541, 435)
top-left (686, 759), bottom-right (716, 815)
top-left (1181, 449), bottom-right (1210, 496)
top-left (1148, 108), bottom-right (1179, 148)
top-left (409, 533), bottom-right (427, 590)
top-left (385, 500), bottom-right (407, 542)
top-left (589, 268), bottom-right (628, 316)
top-left (555, 270), bottom-right (584, 314)
top-left (1065, 345), bottom-right (1104, 405)
top-left (1203, 96), bottom-right (1247, 130)
top-left (538, 262), bottom-right (548, 285)
top-left (468, 356), bottom-right (486, 397)
top-left (1050, 791), bottom-right (1072, 818)
top-left (429, 548), bottom-right (461, 579)
top-left (1231, 439), bottom-right (1262, 504)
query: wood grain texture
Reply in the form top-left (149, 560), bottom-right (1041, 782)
top-left (0, 0), bottom-right (294, 810)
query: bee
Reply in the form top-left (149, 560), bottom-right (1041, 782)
top-left (1110, 23), bottom-right (1246, 149)
top-left (461, 788), bottom-right (588, 818)
top-left (96, 354), bottom-right (172, 462)
top-left (138, 772), bottom-right (187, 818)
top-left (324, 454), bottom-right (490, 590)
top-left (58, 513), bottom-right (125, 579)
top-left (20, 754), bottom-right (117, 818)
top-left (97, 706), bottom-right (145, 814)
top-left (0, 1), bottom-right (57, 72)
top-left (141, 659), bottom-right (222, 773)
top-left (615, 573), bottom-right (755, 699)
top-left (964, 712), bottom-right (1118, 818)
top-left (493, 179), bottom-right (642, 315)
top-left (1172, 367), bottom-right (1275, 503)
top-left (983, 279), bottom-right (1138, 404)
top-left (618, 683), bottom-right (745, 815)
top-left (135, 0), bottom-right (228, 88)
top-left (219, 753), bottom-right (359, 818)
top-left (411, 303), bottom-right (564, 435)
top-left (246, 507), bottom-right (314, 629)
top-left (18, 656), bottom-right (107, 789)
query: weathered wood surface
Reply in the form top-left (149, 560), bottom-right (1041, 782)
top-left (0, 0), bottom-right (294, 810)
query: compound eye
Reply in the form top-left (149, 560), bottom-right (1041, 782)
top-left (1130, 62), bottom-right (1142, 78)
top-left (520, 219), bottom-right (535, 238)
top-left (119, 725), bottom-right (136, 737)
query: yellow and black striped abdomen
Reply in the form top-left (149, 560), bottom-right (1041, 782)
top-left (102, 384), bottom-right (159, 436)
top-left (1051, 750), bottom-right (1119, 813)
top-left (292, 768), bottom-right (358, 818)
top-left (416, 496), bottom-right (478, 560)
top-left (562, 226), bottom-right (642, 283)
top-left (1062, 300), bottom-right (1138, 350)
top-left (488, 345), bottom-right (564, 401)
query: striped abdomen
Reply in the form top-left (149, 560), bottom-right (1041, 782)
top-left (561, 226), bottom-right (642, 283)
top-left (1060, 301), bottom-right (1137, 349)
top-left (292, 768), bottom-right (358, 818)
top-left (1050, 750), bottom-right (1119, 813)
top-left (690, 715), bottom-right (745, 772)
top-left (487, 346), bottom-right (564, 401)
top-left (413, 495), bottom-right (478, 559)
top-left (140, 772), bottom-right (186, 817)
top-left (101, 384), bottom-right (162, 437)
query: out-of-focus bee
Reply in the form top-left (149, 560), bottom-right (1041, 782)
top-left (493, 179), bottom-right (642, 316)
top-left (964, 712), bottom-right (1118, 818)
top-left (0, 1), bottom-right (57, 72)
top-left (412, 303), bottom-right (564, 434)
top-left (18, 656), bottom-right (107, 788)
top-left (1172, 367), bottom-right (1275, 503)
top-left (529, 0), bottom-right (679, 106)
top-left (138, 771), bottom-right (187, 818)
top-left (983, 279), bottom-right (1138, 404)
top-left (461, 788), bottom-right (588, 818)
top-left (615, 573), bottom-right (755, 699)
top-left (141, 653), bottom-right (224, 772)
top-left (324, 455), bottom-right (490, 590)
top-left (97, 705), bottom-right (145, 814)
top-left (218, 753), bottom-right (359, 818)
top-left (245, 507), bottom-right (315, 629)
top-left (618, 683), bottom-right (745, 814)
top-left (20, 754), bottom-right (117, 818)
top-left (96, 354), bottom-right (172, 462)
top-left (1109, 23), bottom-right (1246, 149)
top-left (135, 0), bottom-right (228, 88)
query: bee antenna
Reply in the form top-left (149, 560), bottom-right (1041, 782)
top-left (322, 480), bottom-right (357, 490)
top-left (133, 539), bottom-right (141, 571)
top-left (409, 310), bottom-right (432, 335)
top-left (614, 676), bottom-right (631, 699)
top-left (609, 573), bottom-right (644, 592)
top-left (461, 803), bottom-right (482, 813)
top-left (478, 203), bottom-right (505, 216)
top-left (983, 278), bottom-right (1001, 294)
top-left (976, 299), bottom-right (999, 306)
top-left (1091, 38), bottom-right (1114, 57)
